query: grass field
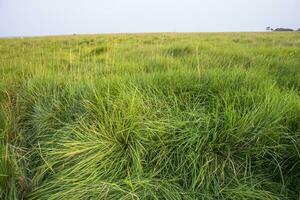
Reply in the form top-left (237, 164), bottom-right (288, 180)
top-left (0, 32), bottom-right (300, 199)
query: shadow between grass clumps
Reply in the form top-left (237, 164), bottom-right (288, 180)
top-left (166, 46), bottom-right (193, 57)
top-left (79, 46), bottom-right (108, 62)
top-left (90, 46), bottom-right (107, 55)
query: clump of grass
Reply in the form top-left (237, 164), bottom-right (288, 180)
top-left (0, 94), bottom-right (26, 200)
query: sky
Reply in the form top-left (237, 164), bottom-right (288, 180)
top-left (0, 0), bottom-right (299, 37)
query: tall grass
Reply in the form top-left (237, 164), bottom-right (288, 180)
top-left (0, 33), bottom-right (300, 199)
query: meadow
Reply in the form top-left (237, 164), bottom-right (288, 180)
top-left (0, 32), bottom-right (300, 199)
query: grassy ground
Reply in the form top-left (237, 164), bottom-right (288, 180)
top-left (0, 32), bottom-right (300, 199)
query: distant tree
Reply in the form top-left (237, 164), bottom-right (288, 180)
top-left (297, 28), bottom-right (300, 31)
top-left (266, 26), bottom-right (274, 31)
top-left (274, 28), bottom-right (294, 32)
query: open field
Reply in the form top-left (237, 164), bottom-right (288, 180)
top-left (0, 32), bottom-right (300, 199)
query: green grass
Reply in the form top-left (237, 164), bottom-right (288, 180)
top-left (0, 32), bottom-right (300, 199)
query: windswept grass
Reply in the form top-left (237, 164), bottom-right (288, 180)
top-left (0, 32), bottom-right (300, 199)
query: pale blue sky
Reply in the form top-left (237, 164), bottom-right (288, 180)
top-left (0, 0), bottom-right (299, 37)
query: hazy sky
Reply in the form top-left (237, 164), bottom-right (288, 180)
top-left (0, 0), bottom-right (299, 37)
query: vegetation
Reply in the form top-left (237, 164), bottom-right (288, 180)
top-left (273, 28), bottom-right (295, 32)
top-left (0, 32), bottom-right (300, 199)
top-left (266, 27), bottom-right (296, 32)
